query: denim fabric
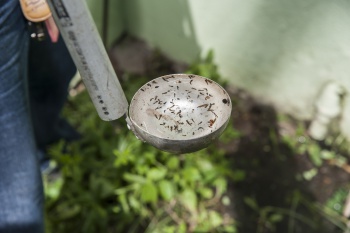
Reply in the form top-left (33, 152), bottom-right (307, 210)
top-left (28, 32), bottom-right (78, 152)
top-left (0, 0), bottom-right (44, 232)
top-left (28, 27), bottom-right (79, 170)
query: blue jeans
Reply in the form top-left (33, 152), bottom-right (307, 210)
top-left (0, 0), bottom-right (44, 232)
top-left (28, 23), bottom-right (78, 157)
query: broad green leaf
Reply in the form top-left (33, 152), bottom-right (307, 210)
top-left (214, 178), bottom-right (227, 196)
top-left (223, 225), bottom-right (237, 233)
top-left (114, 183), bottom-right (140, 195)
top-left (222, 195), bottom-right (231, 206)
top-left (199, 187), bottom-right (214, 199)
top-left (198, 208), bottom-right (208, 222)
top-left (308, 144), bottom-right (322, 167)
top-left (173, 173), bottom-right (180, 183)
top-left (321, 150), bottom-right (336, 160)
top-left (202, 170), bottom-right (217, 182)
top-left (178, 221), bottom-right (187, 233)
top-left (128, 195), bottom-right (141, 211)
top-left (112, 206), bottom-right (121, 213)
top-left (158, 180), bottom-right (175, 201)
top-left (135, 164), bottom-right (149, 175)
top-left (140, 182), bottom-right (158, 203)
top-left (166, 157), bottom-right (179, 170)
top-left (196, 159), bottom-right (214, 172)
top-left (302, 168), bottom-right (318, 181)
top-left (118, 194), bottom-right (130, 213)
top-left (163, 226), bottom-right (176, 233)
top-left (182, 167), bottom-right (201, 182)
top-left (269, 213), bottom-right (283, 223)
top-left (209, 210), bottom-right (223, 228)
top-left (123, 173), bottom-right (147, 183)
top-left (44, 176), bottom-right (64, 201)
top-left (113, 149), bottom-right (131, 167)
top-left (144, 152), bottom-right (156, 163)
top-left (147, 168), bottom-right (167, 181)
top-left (180, 189), bottom-right (197, 212)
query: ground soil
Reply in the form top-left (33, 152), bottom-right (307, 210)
top-left (223, 87), bottom-right (350, 233)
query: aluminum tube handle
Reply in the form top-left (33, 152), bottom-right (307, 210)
top-left (47, 0), bottom-right (128, 121)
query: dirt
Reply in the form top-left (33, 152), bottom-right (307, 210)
top-left (109, 36), bottom-right (350, 233)
top-left (223, 86), bottom-right (350, 233)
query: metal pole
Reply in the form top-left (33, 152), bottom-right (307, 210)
top-left (47, 0), bottom-right (128, 121)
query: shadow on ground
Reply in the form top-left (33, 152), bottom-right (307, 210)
top-left (224, 87), bottom-right (350, 233)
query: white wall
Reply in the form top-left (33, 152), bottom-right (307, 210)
top-left (87, 0), bottom-right (125, 47)
top-left (123, 0), bottom-right (350, 138)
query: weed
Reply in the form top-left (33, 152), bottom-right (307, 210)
top-left (44, 51), bottom-right (239, 233)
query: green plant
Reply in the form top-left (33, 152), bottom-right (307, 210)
top-left (280, 118), bottom-right (350, 180)
top-left (243, 194), bottom-right (317, 233)
top-left (243, 191), bottom-right (349, 233)
top-left (112, 132), bottom-right (236, 232)
top-left (186, 50), bottom-right (227, 86)
top-left (44, 51), bottom-right (239, 233)
top-left (325, 187), bottom-right (349, 215)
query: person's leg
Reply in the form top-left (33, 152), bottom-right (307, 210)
top-left (29, 33), bottom-right (78, 148)
top-left (0, 1), bottom-right (44, 232)
top-left (28, 29), bottom-right (80, 167)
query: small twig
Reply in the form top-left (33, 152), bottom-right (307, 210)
top-left (164, 205), bottom-right (182, 225)
top-left (204, 187), bottom-right (221, 207)
top-left (288, 192), bottom-right (300, 233)
top-left (342, 190), bottom-right (350, 233)
top-left (343, 190), bottom-right (350, 218)
top-left (344, 221), bottom-right (350, 233)
top-left (329, 159), bottom-right (350, 174)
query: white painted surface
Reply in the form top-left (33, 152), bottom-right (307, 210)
top-left (121, 0), bottom-right (350, 138)
top-left (85, 0), bottom-right (350, 138)
top-left (309, 82), bottom-right (345, 140)
top-left (87, 0), bottom-right (125, 47)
